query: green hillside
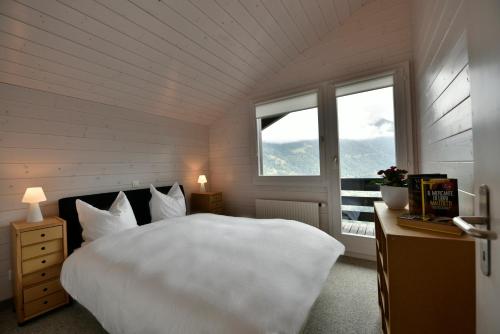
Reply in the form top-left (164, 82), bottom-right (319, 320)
top-left (262, 137), bottom-right (395, 177)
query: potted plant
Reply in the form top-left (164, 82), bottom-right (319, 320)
top-left (375, 166), bottom-right (409, 209)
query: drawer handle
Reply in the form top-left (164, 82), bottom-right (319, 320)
top-left (41, 246), bottom-right (46, 251)
top-left (43, 288), bottom-right (48, 292)
top-left (43, 300), bottom-right (48, 305)
top-left (41, 233), bottom-right (46, 237)
top-left (41, 272), bottom-right (46, 277)
top-left (41, 260), bottom-right (46, 264)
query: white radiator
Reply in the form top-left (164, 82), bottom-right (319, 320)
top-left (255, 199), bottom-right (320, 228)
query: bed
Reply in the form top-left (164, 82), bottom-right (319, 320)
top-left (58, 186), bottom-right (345, 334)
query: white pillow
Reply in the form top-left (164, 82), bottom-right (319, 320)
top-left (149, 183), bottom-right (186, 222)
top-left (76, 191), bottom-right (138, 243)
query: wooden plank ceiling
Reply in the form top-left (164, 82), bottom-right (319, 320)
top-left (0, 0), bottom-right (372, 125)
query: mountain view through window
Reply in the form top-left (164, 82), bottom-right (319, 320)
top-left (260, 86), bottom-right (395, 178)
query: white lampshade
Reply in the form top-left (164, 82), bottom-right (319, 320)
top-left (22, 187), bottom-right (47, 204)
top-left (197, 175), bottom-right (207, 184)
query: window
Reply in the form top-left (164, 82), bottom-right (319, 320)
top-left (335, 74), bottom-right (396, 237)
top-left (255, 91), bottom-right (320, 176)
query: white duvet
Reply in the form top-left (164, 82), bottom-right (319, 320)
top-left (61, 214), bottom-right (344, 334)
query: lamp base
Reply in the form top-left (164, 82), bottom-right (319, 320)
top-left (26, 203), bottom-right (44, 223)
top-left (199, 183), bottom-right (206, 192)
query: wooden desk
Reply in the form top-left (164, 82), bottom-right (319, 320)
top-left (374, 202), bottom-right (475, 334)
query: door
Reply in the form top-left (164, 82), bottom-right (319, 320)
top-left (327, 68), bottom-right (412, 258)
top-left (467, 1), bottom-right (500, 332)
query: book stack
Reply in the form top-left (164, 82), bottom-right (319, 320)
top-left (398, 174), bottom-right (462, 236)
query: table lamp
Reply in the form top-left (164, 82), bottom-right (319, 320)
top-left (22, 187), bottom-right (46, 223)
top-left (197, 175), bottom-right (207, 192)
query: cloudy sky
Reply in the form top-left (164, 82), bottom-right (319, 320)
top-left (261, 87), bottom-right (395, 143)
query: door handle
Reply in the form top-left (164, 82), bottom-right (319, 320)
top-left (452, 184), bottom-right (495, 276)
top-left (452, 216), bottom-right (497, 239)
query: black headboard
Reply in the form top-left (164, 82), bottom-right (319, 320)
top-left (58, 185), bottom-right (184, 254)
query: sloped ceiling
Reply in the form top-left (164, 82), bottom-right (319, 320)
top-left (0, 0), bottom-right (373, 125)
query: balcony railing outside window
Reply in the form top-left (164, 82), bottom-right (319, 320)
top-left (341, 178), bottom-right (382, 237)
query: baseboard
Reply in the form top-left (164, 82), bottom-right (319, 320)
top-left (0, 298), bottom-right (13, 311)
top-left (344, 251), bottom-right (376, 262)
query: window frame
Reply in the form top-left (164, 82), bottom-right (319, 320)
top-left (252, 87), bottom-right (327, 186)
top-left (326, 63), bottom-right (414, 251)
top-left (251, 63), bottom-right (414, 189)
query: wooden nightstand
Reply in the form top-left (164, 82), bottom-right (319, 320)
top-left (191, 192), bottom-right (223, 214)
top-left (11, 217), bottom-right (69, 324)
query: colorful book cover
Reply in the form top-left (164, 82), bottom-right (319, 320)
top-left (407, 174), bottom-right (447, 215)
top-left (421, 178), bottom-right (459, 220)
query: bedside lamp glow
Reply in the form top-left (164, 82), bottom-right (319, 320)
top-left (197, 175), bottom-right (208, 192)
top-left (22, 187), bottom-right (46, 223)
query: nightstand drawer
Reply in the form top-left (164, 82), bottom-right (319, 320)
top-left (21, 226), bottom-right (63, 246)
top-left (22, 252), bottom-right (64, 275)
top-left (24, 290), bottom-right (67, 318)
top-left (210, 193), bottom-right (223, 203)
top-left (22, 239), bottom-right (63, 260)
top-left (23, 265), bottom-right (62, 287)
top-left (23, 278), bottom-right (62, 303)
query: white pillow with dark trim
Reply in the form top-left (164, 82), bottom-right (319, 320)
top-left (76, 191), bottom-right (138, 243)
top-left (149, 183), bottom-right (186, 222)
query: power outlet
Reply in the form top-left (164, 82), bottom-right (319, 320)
top-left (132, 180), bottom-right (140, 188)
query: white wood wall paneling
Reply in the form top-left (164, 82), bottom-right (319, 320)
top-left (333, 0), bottom-right (351, 24)
top-left (422, 32), bottom-right (468, 111)
top-left (260, 0), bottom-right (309, 52)
top-left (299, 0), bottom-right (330, 40)
top-left (0, 0), bottom-right (374, 126)
top-left (284, 0), bottom-right (321, 47)
top-left (0, 35), bottom-right (230, 112)
top-left (412, 1), bottom-right (447, 72)
top-left (91, 0), bottom-right (255, 87)
top-left (211, 0), bottom-right (292, 64)
top-left (0, 33), bottom-right (234, 114)
top-left (8, 0), bottom-right (243, 102)
top-left (0, 46), bottom-right (224, 115)
top-left (2, 1), bottom-right (245, 103)
top-left (0, 5), bottom-right (241, 124)
top-left (412, 0), bottom-right (473, 215)
top-left (316, 0), bottom-right (340, 31)
top-left (57, 0), bottom-right (247, 100)
top-left (127, 0), bottom-right (274, 80)
top-left (165, 0), bottom-right (285, 71)
top-left (93, 0), bottom-right (283, 89)
top-left (0, 58), bottom-right (218, 124)
top-left (421, 130), bottom-right (473, 163)
top-left (415, 0), bottom-right (466, 85)
top-left (252, 5), bottom-right (411, 96)
top-left (417, 11), bottom-right (468, 101)
top-left (422, 66), bottom-right (470, 127)
top-left (0, 162), bottom-right (178, 180)
top-left (237, 0), bottom-right (300, 60)
top-left (0, 98), bottom-right (208, 144)
top-left (424, 97), bottom-right (472, 144)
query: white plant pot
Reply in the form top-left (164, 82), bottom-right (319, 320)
top-left (380, 185), bottom-right (408, 210)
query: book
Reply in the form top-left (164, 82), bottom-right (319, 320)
top-left (398, 214), bottom-right (462, 236)
top-left (421, 178), bottom-right (459, 219)
top-left (407, 174), bottom-right (447, 215)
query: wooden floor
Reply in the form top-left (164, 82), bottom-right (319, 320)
top-left (341, 220), bottom-right (375, 237)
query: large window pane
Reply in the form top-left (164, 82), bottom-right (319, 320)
top-left (337, 87), bottom-right (396, 178)
top-left (260, 108), bottom-right (320, 176)
top-left (336, 78), bottom-right (396, 238)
